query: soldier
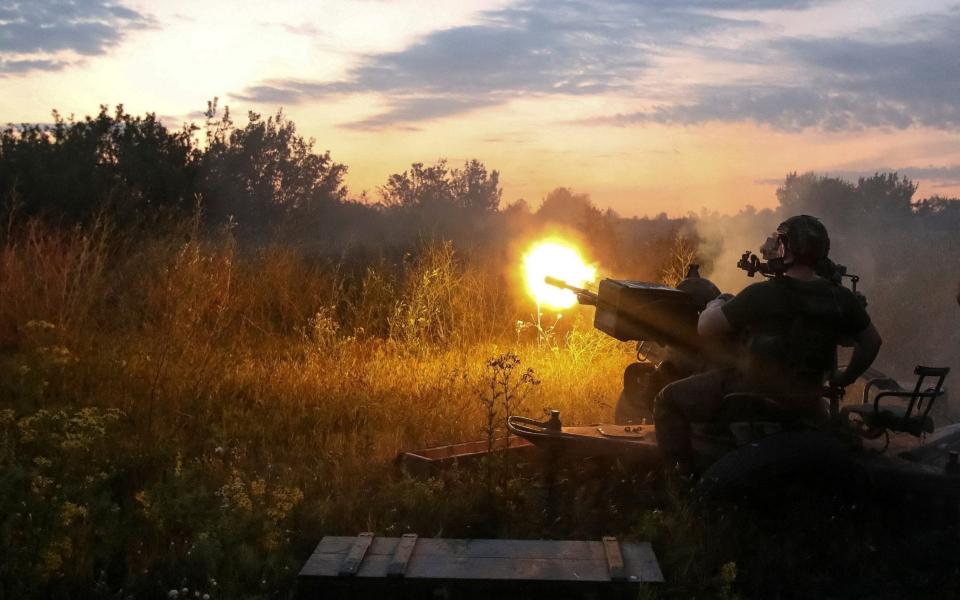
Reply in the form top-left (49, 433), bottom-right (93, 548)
top-left (654, 215), bottom-right (883, 474)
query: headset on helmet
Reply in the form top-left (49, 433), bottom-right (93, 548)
top-left (737, 216), bottom-right (865, 304)
top-left (780, 215), bottom-right (830, 264)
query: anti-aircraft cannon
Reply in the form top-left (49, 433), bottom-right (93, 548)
top-left (543, 275), bottom-right (703, 349)
top-left (547, 266), bottom-right (728, 424)
top-left (384, 247), bottom-right (959, 599)
top-left (506, 256), bottom-right (959, 504)
top-left (399, 249), bottom-right (958, 510)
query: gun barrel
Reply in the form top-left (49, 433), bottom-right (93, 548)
top-left (544, 276), bottom-right (598, 305)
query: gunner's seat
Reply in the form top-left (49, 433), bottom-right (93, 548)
top-left (843, 366), bottom-right (949, 437)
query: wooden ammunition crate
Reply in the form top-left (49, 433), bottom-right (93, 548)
top-left (298, 533), bottom-right (663, 599)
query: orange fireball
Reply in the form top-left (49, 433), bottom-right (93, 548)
top-left (522, 239), bottom-right (596, 310)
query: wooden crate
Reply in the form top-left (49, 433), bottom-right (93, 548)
top-left (298, 533), bottom-right (663, 599)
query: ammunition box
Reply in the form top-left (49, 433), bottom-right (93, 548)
top-left (593, 279), bottom-right (702, 346)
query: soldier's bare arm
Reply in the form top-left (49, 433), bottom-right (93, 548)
top-left (697, 297), bottom-right (733, 336)
top-left (830, 322), bottom-right (882, 387)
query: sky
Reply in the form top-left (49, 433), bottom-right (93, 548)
top-left (1, 0), bottom-right (959, 217)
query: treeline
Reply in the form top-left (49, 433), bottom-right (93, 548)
top-left (1, 102), bottom-right (357, 244)
top-left (0, 103), bottom-right (691, 280)
top-left (3, 103), bottom-right (960, 286)
top-left (1, 101), bottom-right (361, 223)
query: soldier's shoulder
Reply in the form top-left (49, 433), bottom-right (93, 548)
top-left (831, 282), bottom-right (865, 308)
top-left (811, 277), bottom-right (856, 298)
top-left (728, 279), bottom-right (783, 306)
top-left (740, 279), bottom-right (781, 294)
top-left (831, 282), bottom-right (858, 297)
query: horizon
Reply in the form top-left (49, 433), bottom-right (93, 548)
top-left (2, 0), bottom-right (958, 217)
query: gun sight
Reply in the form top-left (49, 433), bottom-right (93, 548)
top-left (735, 250), bottom-right (866, 306)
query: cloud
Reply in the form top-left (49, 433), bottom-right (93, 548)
top-left (235, 0), bottom-right (822, 128)
top-left (231, 80), bottom-right (345, 104)
top-left (340, 96), bottom-right (501, 131)
top-left (755, 165), bottom-right (960, 189)
top-left (281, 23), bottom-right (322, 37)
top-left (890, 165), bottom-right (960, 184)
top-left (909, 167), bottom-right (960, 188)
top-left (0, 57), bottom-right (69, 74)
top-left (0, 0), bottom-right (152, 73)
top-left (600, 9), bottom-right (960, 131)
top-left (599, 85), bottom-right (928, 131)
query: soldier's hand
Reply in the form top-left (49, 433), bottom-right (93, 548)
top-left (827, 368), bottom-right (848, 389)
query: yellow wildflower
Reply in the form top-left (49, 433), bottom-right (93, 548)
top-left (31, 475), bottom-right (54, 494)
top-left (61, 501), bottom-right (88, 525)
top-left (266, 486), bottom-right (304, 521)
top-left (219, 471), bottom-right (252, 511)
top-left (135, 490), bottom-right (151, 510)
top-left (39, 537), bottom-right (72, 579)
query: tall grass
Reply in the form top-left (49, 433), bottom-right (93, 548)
top-left (6, 219), bottom-right (950, 600)
top-left (0, 218), bottom-right (633, 598)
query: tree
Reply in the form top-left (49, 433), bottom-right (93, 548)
top-left (913, 194), bottom-right (960, 217)
top-left (776, 171), bottom-right (918, 227)
top-left (855, 172), bottom-right (915, 218)
top-left (199, 101), bottom-right (347, 234)
top-left (0, 104), bottom-right (199, 224)
top-left (776, 172), bottom-right (857, 224)
top-left (502, 198), bottom-right (530, 215)
top-left (536, 187), bottom-right (598, 225)
top-left (450, 159), bottom-right (501, 213)
top-left (660, 232), bottom-right (699, 287)
top-left (379, 160), bottom-right (453, 209)
top-left (378, 159), bottom-right (501, 213)
top-left (0, 101), bottom-right (350, 236)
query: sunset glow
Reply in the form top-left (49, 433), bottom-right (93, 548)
top-left (2, 1), bottom-right (959, 215)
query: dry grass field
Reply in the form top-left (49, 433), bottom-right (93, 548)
top-left (2, 217), bottom-right (957, 599)
top-left (0, 218), bottom-right (645, 598)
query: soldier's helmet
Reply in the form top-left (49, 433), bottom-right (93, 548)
top-left (676, 264), bottom-right (721, 310)
top-left (777, 214), bottom-right (830, 266)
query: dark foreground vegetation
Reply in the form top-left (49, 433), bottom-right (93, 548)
top-left (2, 104), bottom-right (959, 598)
